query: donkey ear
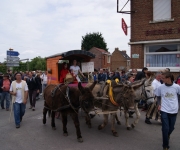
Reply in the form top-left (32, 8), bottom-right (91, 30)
top-left (78, 82), bottom-right (85, 94)
top-left (88, 81), bottom-right (97, 91)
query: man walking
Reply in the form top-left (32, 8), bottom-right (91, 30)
top-left (157, 72), bottom-right (180, 150)
top-left (145, 72), bottom-right (162, 124)
top-left (10, 72), bottom-right (28, 128)
top-left (40, 71), bottom-right (48, 94)
top-left (27, 71), bottom-right (40, 111)
top-left (0, 73), bottom-right (11, 111)
top-left (0, 72), bottom-right (3, 108)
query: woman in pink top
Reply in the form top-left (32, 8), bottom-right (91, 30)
top-left (1, 73), bottom-right (11, 110)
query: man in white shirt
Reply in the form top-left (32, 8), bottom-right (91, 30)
top-left (41, 71), bottom-right (48, 94)
top-left (10, 72), bottom-right (28, 128)
top-left (157, 72), bottom-right (180, 150)
top-left (145, 72), bottom-right (162, 124)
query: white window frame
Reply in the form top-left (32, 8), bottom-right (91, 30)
top-left (127, 60), bottom-right (130, 66)
top-left (151, 0), bottom-right (173, 23)
top-left (107, 55), bottom-right (111, 63)
top-left (144, 43), bottom-right (180, 72)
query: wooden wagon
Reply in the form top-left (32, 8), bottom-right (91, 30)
top-left (46, 50), bottom-right (95, 85)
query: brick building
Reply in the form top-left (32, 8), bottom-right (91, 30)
top-left (111, 48), bottom-right (130, 71)
top-left (129, 0), bottom-right (180, 75)
top-left (89, 47), bottom-right (111, 70)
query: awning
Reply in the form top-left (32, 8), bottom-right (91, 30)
top-left (46, 50), bottom-right (95, 59)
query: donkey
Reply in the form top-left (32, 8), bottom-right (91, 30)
top-left (87, 81), bottom-right (136, 136)
top-left (43, 82), bottom-right (96, 142)
top-left (129, 77), bottom-right (155, 129)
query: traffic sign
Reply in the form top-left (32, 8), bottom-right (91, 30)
top-left (6, 56), bottom-right (20, 61)
top-left (6, 61), bottom-right (19, 63)
top-left (122, 18), bottom-right (128, 35)
top-left (7, 51), bottom-right (20, 56)
top-left (6, 63), bottom-right (19, 67)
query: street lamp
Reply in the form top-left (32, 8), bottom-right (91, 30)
top-left (9, 48), bottom-right (13, 51)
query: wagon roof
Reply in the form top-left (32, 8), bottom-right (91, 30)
top-left (46, 50), bottom-right (95, 59)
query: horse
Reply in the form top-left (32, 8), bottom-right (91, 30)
top-left (87, 80), bottom-right (136, 136)
top-left (42, 81), bottom-right (96, 142)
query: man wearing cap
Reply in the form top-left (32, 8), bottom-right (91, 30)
top-left (10, 72), bottom-right (28, 128)
top-left (0, 73), bottom-right (11, 110)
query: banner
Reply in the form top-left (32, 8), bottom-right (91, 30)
top-left (81, 62), bottom-right (94, 73)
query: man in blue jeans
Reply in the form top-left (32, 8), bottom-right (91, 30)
top-left (10, 72), bottom-right (28, 128)
top-left (157, 72), bottom-right (180, 150)
top-left (1, 73), bottom-right (11, 110)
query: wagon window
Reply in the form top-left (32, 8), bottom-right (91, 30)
top-left (58, 60), bottom-right (69, 64)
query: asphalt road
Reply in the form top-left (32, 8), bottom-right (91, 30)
top-left (0, 96), bottom-right (180, 150)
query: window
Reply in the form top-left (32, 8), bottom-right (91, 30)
top-left (127, 60), bottom-right (130, 66)
top-left (145, 44), bottom-right (180, 68)
top-left (153, 0), bottom-right (171, 21)
top-left (107, 55), bottom-right (111, 63)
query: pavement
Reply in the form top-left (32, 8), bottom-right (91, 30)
top-left (0, 96), bottom-right (180, 150)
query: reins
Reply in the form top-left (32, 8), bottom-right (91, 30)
top-left (58, 86), bottom-right (79, 114)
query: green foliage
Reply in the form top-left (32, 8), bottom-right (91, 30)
top-left (81, 32), bottom-right (108, 51)
top-left (0, 63), bottom-right (7, 73)
top-left (29, 56), bottom-right (46, 71)
top-left (0, 56), bottom-right (46, 73)
top-left (13, 62), bottom-right (28, 72)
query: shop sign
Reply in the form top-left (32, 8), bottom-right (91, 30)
top-left (132, 54), bottom-right (139, 58)
top-left (146, 28), bottom-right (180, 36)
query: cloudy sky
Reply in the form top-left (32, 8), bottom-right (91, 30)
top-left (0, 0), bottom-right (131, 63)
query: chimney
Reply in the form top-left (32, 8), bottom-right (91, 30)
top-left (115, 47), bottom-right (119, 51)
top-left (121, 50), bottom-right (126, 54)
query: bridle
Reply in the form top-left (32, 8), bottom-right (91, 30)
top-left (141, 84), bottom-right (154, 101)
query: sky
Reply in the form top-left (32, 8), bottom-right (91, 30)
top-left (0, 0), bottom-right (131, 63)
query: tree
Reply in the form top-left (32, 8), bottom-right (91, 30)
top-left (81, 32), bottom-right (108, 51)
top-left (29, 56), bottom-right (46, 71)
top-left (0, 63), bottom-right (7, 73)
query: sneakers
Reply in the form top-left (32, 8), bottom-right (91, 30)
top-left (29, 106), bottom-right (32, 109)
top-left (145, 118), bottom-right (152, 124)
top-left (16, 125), bottom-right (20, 128)
top-left (32, 107), bottom-right (35, 111)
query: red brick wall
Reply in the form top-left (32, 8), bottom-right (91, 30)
top-left (131, 0), bottom-right (180, 42)
top-left (130, 44), bottom-right (144, 69)
top-left (111, 48), bottom-right (130, 71)
top-left (130, 0), bottom-right (180, 72)
top-left (89, 48), bottom-right (111, 70)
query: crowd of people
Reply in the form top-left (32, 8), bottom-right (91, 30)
top-left (90, 67), bottom-right (180, 150)
top-left (0, 70), bottom-right (47, 128)
top-left (0, 66), bottom-right (180, 150)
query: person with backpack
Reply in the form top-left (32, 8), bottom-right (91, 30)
top-left (27, 71), bottom-right (40, 111)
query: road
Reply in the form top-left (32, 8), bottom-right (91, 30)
top-left (0, 96), bottom-right (180, 150)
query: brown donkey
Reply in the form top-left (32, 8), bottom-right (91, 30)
top-left (43, 82), bottom-right (96, 142)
